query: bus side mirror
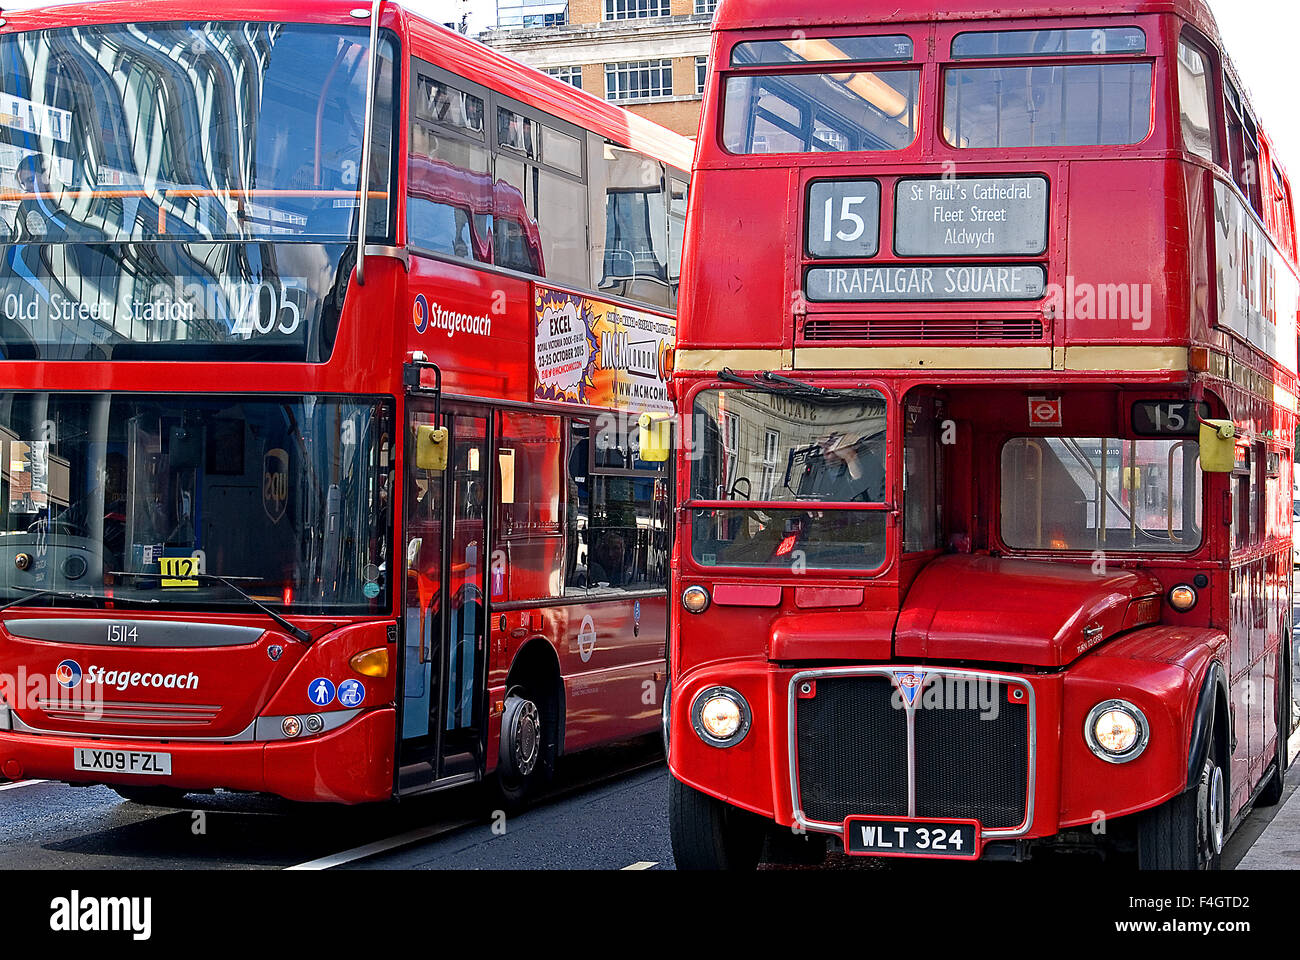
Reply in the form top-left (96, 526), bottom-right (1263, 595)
top-left (1199, 419), bottom-right (1235, 473)
top-left (415, 424), bottom-right (448, 472)
top-left (638, 413), bottom-right (671, 463)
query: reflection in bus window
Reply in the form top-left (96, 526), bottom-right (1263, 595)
top-left (731, 34), bottom-right (914, 66)
top-left (1000, 437), bottom-right (1201, 552)
top-left (951, 28), bottom-right (1146, 59)
top-left (565, 420), bottom-right (668, 594)
top-left (0, 23), bottom-right (396, 243)
top-left (496, 412), bottom-right (563, 601)
top-left (494, 154), bottom-right (586, 286)
top-left (408, 71), bottom-right (492, 262)
top-left (1176, 38), bottom-right (1216, 163)
top-left (691, 389), bottom-right (887, 503)
top-left (589, 141), bottom-right (671, 307)
top-left (944, 63), bottom-right (1153, 148)
top-left (722, 70), bottom-right (920, 154)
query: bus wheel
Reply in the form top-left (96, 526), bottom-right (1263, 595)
top-left (496, 690), bottom-right (545, 806)
top-left (669, 775), bottom-right (764, 870)
top-left (111, 786), bottom-right (190, 807)
top-left (1137, 754), bottom-right (1224, 870)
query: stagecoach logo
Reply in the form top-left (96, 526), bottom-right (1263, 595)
top-left (412, 293), bottom-right (430, 334)
top-left (55, 659), bottom-right (82, 689)
top-left (262, 447), bottom-right (290, 524)
top-left (892, 670), bottom-right (927, 707)
top-left (577, 615), bottom-right (597, 663)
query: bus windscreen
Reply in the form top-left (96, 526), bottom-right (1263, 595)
top-left (0, 393), bottom-right (393, 614)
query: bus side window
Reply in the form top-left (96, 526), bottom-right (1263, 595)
top-left (491, 100), bottom-right (590, 289)
top-left (1176, 36), bottom-right (1218, 164)
top-left (589, 135), bottom-right (671, 309)
top-left (497, 411), bottom-right (564, 601)
top-left (408, 64), bottom-right (492, 263)
top-left (564, 418), bottom-right (668, 593)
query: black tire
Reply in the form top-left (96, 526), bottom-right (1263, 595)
top-left (669, 775), bottom-right (765, 870)
top-left (1137, 753), bottom-right (1225, 870)
top-left (495, 689), bottom-right (547, 807)
top-left (111, 785), bottom-right (190, 807)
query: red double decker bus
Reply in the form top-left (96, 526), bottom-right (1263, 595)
top-left (0, 0), bottom-right (692, 805)
top-left (667, 0), bottom-right (1299, 868)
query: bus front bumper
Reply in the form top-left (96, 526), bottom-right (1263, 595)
top-left (0, 707), bottom-right (395, 804)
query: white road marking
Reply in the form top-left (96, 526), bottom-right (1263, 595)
top-left (284, 817), bottom-right (478, 871)
top-left (0, 779), bottom-right (46, 793)
top-left (621, 860), bottom-right (658, 870)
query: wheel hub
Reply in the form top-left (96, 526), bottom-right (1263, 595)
top-left (1206, 762), bottom-right (1225, 855)
top-left (512, 700), bottom-right (541, 776)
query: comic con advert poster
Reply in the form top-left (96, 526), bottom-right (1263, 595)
top-left (533, 285), bottom-right (674, 415)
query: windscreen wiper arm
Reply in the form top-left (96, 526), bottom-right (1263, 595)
top-left (718, 368), bottom-right (863, 402)
top-left (109, 572), bottom-right (313, 644)
top-left (0, 585), bottom-right (159, 614)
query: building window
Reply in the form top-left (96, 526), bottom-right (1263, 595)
top-left (544, 66), bottom-right (583, 89)
top-left (605, 59), bottom-right (673, 101)
top-left (498, 1), bottom-right (569, 28)
top-left (695, 0), bottom-right (718, 13)
top-left (695, 56), bottom-right (707, 95)
top-left (605, 0), bottom-right (669, 21)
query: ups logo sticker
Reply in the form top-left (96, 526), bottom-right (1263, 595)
top-left (262, 447), bottom-right (289, 524)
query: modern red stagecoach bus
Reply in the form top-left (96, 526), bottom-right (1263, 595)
top-left (666, 0), bottom-right (1300, 868)
top-left (0, 0), bottom-right (693, 805)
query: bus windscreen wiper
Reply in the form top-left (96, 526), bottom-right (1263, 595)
top-left (719, 368), bottom-right (864, 402)
top-left (108, 571), bottom-right (313, 644)
top-left (0, 585), bottom-right (159, 613)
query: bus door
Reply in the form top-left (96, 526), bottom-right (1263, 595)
top-left (399, 400), bottom-right (491, 790)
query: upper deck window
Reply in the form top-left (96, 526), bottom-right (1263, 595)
top-left (730, 35), bottom-right (913, 67)
top-left (951, 27), bottom-right (1145, 59)
top-left (723, 70), bottom-right (920, 154)
top-left (1, 22), bottom-right (395, 245)
top-left (944, 63), bottom-right (1152, 148)
top-left (1176, 37), bottom-right (1217, 164)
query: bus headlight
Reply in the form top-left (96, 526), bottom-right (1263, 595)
top-left (691, 686), bottom-right (751, 747)
top-left (1085, 699), bottom-right (1148, 762)
top-left (681, 586), bottom-right (710, 614)
top-left (1168, 584), bottom-right (1197, 612)
top-left (281, 716), bottom-right (302, 739)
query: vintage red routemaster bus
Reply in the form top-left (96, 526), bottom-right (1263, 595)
top-left (0, 0), bottom-right (692, 805)
top-left (666, 0), bottom-right (1300, 868)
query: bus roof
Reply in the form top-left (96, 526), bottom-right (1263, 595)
top-left (0, 0), bottom-right (697, 173)
top-left (714, 0), bottom-right (1220, 42)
